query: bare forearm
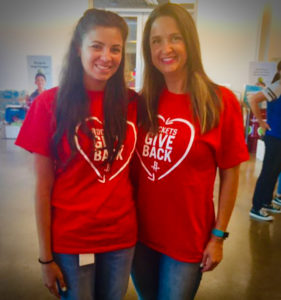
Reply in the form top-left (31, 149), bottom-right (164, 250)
top-left (249, 101), bottom-right (263, 123)
top-left (249, 91), bottom-right (266, 123)
top-left (215, 165), bottom-right (240, 231)
top-left (33, 155), bottom-right (67, 297)
top-left (202, 165), bottom-right (240, 272)
top-left (34, 154), bottom-right (55, 261)
top-left (35, 192), bottom-right (53, 260)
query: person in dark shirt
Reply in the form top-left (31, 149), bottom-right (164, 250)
top-left (27, 72), bottom-right (46, 107)
top-left (249, 61), bottom-right (281, 221)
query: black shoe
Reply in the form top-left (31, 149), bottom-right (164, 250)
top-left (272, 196), bottom-right (281, 207)
top-left (263, 204), bottom-right (281, 214)
top-left (249, 208), bottom-right (273, 221)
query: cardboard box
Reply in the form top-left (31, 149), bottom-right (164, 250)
top-left (256, 139), bottom-right (265, 161)
top-left (5, 124), bottom-right (21, 139)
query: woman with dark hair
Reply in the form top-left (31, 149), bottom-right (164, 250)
top-left (249, 61), bottom-right (281, 221)
top-left (27, 72), bottom-right (46, 107)
top-left (131, 3), bottom-right (248, 299)
top-left (271, 60), bottom-right (281, 83)
top-left (16, 8), bottom-right (138, 300)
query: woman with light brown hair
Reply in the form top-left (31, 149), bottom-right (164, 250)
top-left (131, 3), bottom-right (249, 299)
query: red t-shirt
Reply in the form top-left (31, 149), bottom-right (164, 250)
top-left (133, 87), bottom-right (249, 263)
top-left (16, 87), bottom-right (138, 254)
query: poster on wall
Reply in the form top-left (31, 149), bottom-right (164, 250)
top-left (243, 85), bottom-right (263, 107)
top-left (26, 55), bottom-right (52, 93)
top-left (249, 61), bottom-right (276, 87)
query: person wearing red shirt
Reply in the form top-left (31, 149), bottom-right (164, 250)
top-left (131, 3), bottom-right (249, 300)
top-left (16, 9), bottom-right (138, 300)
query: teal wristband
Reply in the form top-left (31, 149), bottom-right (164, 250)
top-left (211, 228), bottom-right (229, 239)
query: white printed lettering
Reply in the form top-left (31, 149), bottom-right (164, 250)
top-left (102, 150), bottom-right (108, 161)
top-left (142, 145), bottom-right (150, 157)
top-left (158, 134), bottom-right (168, 148)
top-left (95, 136), bottom-right (103, 148)
top-left (166, 135), bottom-right (175, 150)
top-left (157, 148), bottom-right (164, 160)
top-left (164, 150), bottom-right (171, 162)
top-left (116, 146), bottom-right (124, 160)
top-left (94, 150), bottom-right (102, 161)
top-left (149, 146), bottom-right (157, 159)
top-left (144, 133), bottom-right (154, 145)
top-left (94, 149), bottom-right (108, 161)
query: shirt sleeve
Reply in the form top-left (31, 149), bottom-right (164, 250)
top-left (216, 88), bottom-right (249, 169)
top-left (15, 89), bottom-right (56, 157)
top-left (262, 80), bottom-right (281, 102)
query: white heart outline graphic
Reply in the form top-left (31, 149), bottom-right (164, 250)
top-left (75, 116), bottom-right (137, 183)
top-left (136, 114), bottom-right (195, 181)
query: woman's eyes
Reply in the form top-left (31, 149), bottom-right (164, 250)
top-left (91, 44), bottom-right (121, 54)
top-left (151, 35), bottom-right (183, 45)
top-left (151, 39), bottom-right (161, 45)
top-left (172, 35), bottom-right (182, 41)
top-left (111, 47), bottom-right (121, 53)
top-left (91, 44), bottom-right (102, 50)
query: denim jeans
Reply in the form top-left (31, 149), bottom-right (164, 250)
top-left (131, 242), bottom-right (202, 300)
top-left (252, 135), bottom-right (281, 210)
top-left (277, 173), bottom-right (281, 196)
top-left (54, 246), bottom-right (135, 300)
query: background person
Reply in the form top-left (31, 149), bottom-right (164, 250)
top-left (131, 3), bottom-right (249, 300)
top-left (273, 173), bottom-right (281, 205)
top-left (27, 72), bottom-right (46, 107)
top-left (16, 9), bottom-right (138, 300)
top-left (249, 61), bottom-right (281, 221)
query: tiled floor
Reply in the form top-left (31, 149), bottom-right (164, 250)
top-left (0, 138), bottom-right (281, 300)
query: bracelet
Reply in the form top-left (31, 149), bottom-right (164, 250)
top-left (211, 228), bottom-right (229, 239)
top-left (38, 258), bottom-right (54, 264)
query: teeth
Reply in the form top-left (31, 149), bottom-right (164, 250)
top-left (96, 65), bottom-right (111, 70)
top-left (162, 58), bottom-right (174, 62)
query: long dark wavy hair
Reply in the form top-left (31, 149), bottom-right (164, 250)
top-left (272, 60), bottom-right (281, 83)
top-left (52, 8), bottom-right (129, 164)
top-left (140, 3), bottom-right (222, 134)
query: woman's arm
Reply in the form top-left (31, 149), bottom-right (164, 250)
top-left (34, 154), bottom-right (66, 298)
top-left (201, 164), bottom-right (240, 272)
top-left (249, 91), bottom-right (270, 132)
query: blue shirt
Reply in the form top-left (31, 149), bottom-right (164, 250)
top-left (29, 89), bottom-right (40, 103)
top-left (262, 80), bottom-right (281, 139)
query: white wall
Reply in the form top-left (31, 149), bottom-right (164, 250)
top-left (0, 0), bottom-right (88, 91)
top-left (268, 1), bottom-right (281, 61)
top-left (0, 0), bottom-right (280, 94)
top-left (196, 0), bottom-right (281, 93)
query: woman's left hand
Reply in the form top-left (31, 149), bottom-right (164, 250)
top-left (201, 238), bottom-right (223, 272)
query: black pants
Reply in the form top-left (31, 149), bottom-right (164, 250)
top-left (252, 135), bottom-right (281, 210)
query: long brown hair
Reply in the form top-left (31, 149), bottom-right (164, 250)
top-left (52, 8), bottom-right (129, 164)
top-left (271, 60), bottom-right (281, 83)
top-left (140, 3), bottom-right (222, 134)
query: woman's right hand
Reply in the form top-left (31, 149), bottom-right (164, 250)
top-left (41, 262), bottom-right (67, 298)
top-left (259, 119), bottom-right (271, 134)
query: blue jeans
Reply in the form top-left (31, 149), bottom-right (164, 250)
top-left (54, 246), bottom-right (135, 300)
top-left (131, 242), bottom-right (202, 300)
top-left (277, 173), bottom-right (281, 196)
top-left (252, 135), bottom-right (281, 210)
